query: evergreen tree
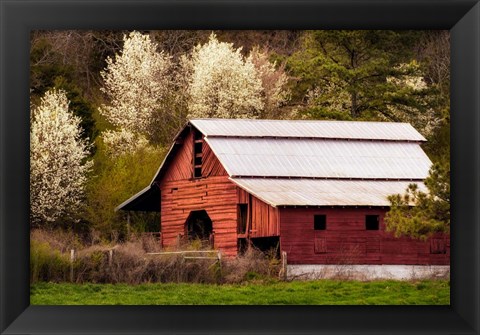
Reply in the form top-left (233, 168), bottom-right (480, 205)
top-left (287, 30), bottom-right (436, 130)
top-left (385, 161), bottom-right (450, 239)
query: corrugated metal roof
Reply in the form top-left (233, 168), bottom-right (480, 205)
top-left (206, 137), bottom-right (431, 179)
top-left (191, 118), bottom-right (426, 141)
top-left (230, 178), bottom-right (426, 207)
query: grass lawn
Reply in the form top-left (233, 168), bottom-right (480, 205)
top-left (31, 280), bottom-right (450, 305)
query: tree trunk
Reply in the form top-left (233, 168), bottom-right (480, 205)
top-left (350, 91), bottom-right (359, 118)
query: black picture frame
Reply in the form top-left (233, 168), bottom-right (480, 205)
top-left (1, 0), bottom-right (479, 334)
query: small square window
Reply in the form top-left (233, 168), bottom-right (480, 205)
top-left (365, 215), bottom-right (379, 230)
top-left (314, 215), bottom-right (326, 230)
top-left (430, 239), bottom-right (447, 254)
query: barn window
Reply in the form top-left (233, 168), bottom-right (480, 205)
top-left (365, 215), bottom-right (379, 230)
top-left (193, 130), bottom-right (203, 178)
top-left (314, 215), bottom-right (326, 230)
top-left (430, 239), bottom-right (447, 254)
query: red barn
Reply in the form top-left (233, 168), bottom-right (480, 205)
top-left (118, 118), bottom-right (449, 279)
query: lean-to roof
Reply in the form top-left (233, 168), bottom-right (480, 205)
top-left (230, 178), bottom-right (426, 207)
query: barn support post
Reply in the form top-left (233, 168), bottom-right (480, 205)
top-left (126, 212), bottom-right (131, 239)
top-left (70, 249), bottom-right (75, 283)
top-left (217, 252), bottom-right (222, 277)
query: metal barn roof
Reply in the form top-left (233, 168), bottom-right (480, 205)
top-left (230, 178), bottom-right (426, 207)
top-left (190, 118), bottom-right (426, 142)
top-left (205, 137), bottom-right (431, 179)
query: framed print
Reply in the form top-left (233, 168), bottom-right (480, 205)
top-left (1, 0), bottom-right (479, 334)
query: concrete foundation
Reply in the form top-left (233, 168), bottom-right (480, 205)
top-left (287, 264), bottom-right (450, 281)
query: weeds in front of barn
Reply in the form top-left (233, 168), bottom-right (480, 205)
top-left (30, 229), bottom-right (280, 285)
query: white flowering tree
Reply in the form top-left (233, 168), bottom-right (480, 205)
top-left (99, 31), bottom-right (173, 149)
top-left (30, 89), bottom-right (92, 227)
top-left (101, 128), bottom-right (149, 158)
top-left (186, 34), bottom-right (264, 119)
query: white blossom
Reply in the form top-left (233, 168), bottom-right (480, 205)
top-left (30, 89), bottom-right (92, 226)
top-left (186, 33), bottom-right (264, 119)
top-left (101, 129), bottom-right (149, 157)
top-left (99, 31), bottom-right (172, 140)
top-left (387, 61), bottom-right (428, 91)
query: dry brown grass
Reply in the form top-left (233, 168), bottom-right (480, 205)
top-left (30, 229), bottom-right (279, 284)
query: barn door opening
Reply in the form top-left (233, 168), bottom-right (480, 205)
top-left (185, 210), bottom-right (213, 246)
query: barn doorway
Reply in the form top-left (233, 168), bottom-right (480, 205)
top-left (185, 210), bottom-right (213, 245)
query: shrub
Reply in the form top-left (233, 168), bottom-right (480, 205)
top-left (30, 239), bottom-right (70, 283)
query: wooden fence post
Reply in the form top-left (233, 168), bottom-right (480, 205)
top-left (108, 249), bottom-right (114, 267)
top-left (281, 251), bottom-right (287, 281)
top-left (217, 252), bottom-right (222, 277)
top-left (126, 213), bottom-right (131, 239)
top-left (70, 249), bottom-right (75, 283)
top-left (176, 234), bottom-right (182, 249)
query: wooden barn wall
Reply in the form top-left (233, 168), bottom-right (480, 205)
top-left (202, 140), bottom-right (228, 177)
top-left (279, 208), bottom-right (450, 265)
top-left (237, 188), bottom-right (279, 238)
top-left (163, 131), bottom-right (195, 182)
top-left (159, 130), bottom-right (237, 256)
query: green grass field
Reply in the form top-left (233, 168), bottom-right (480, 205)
top-left (31, 280), bottom-right (449, 305)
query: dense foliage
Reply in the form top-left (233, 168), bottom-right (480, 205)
top-left (384, 161), bottom-right (450, 239)
top-left (185, 33), bottom-right (265, 119)
top-left (29, 30), bottom-right (450, 240)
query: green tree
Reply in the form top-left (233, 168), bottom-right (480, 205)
top-left (384, 161), bottom-right (450, 239)
top-left (287, 31), bottom-right (434, 125)
top-left (85, 139), bottom-right (166, 239)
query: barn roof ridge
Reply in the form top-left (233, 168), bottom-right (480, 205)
top-left (189, 118), bottom-right (427, 142)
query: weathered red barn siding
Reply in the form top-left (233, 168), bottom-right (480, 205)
top-left (159, 130), bottom-right (238, 256)
top-left (279, 207), bottom-right (450, 265)
top-left (237, 188), bottom-right (279, 238)
top-left (202, 140), bottom-right (228, 177)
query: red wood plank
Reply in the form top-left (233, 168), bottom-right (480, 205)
top-left (279, 207), bottom-right (450, 265)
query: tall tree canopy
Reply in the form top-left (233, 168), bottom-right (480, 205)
top-left (287, 30), bottom-right (437, 132)
top-left (185, 34), bottom-right (265, 119)
top-left (383, 31), bottom-right (451, 239)
top-left (99, 31), bottom-right (174, 151)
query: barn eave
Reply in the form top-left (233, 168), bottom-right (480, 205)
top-left (115, 185), bottom-right (160, 212)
